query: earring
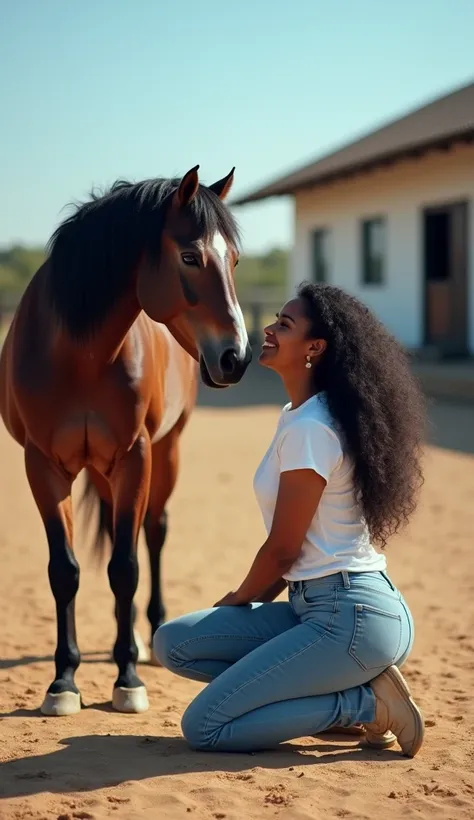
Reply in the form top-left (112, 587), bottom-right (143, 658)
top-left (305, 355), bottom-right (312, 369)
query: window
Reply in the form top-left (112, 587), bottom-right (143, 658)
top-left (311, 229), bottom-right (330, 283)
top-left (361, 217), bottom-right (386, 285)
top-left (424, 211), bottom-right (450, 281)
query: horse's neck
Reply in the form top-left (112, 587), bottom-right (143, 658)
top-left (49, 287), bottom-right (143, 367)
top-left (27, 261), bottom-right (142, 365)
top-left (86, 291), bottom-right (142, 363)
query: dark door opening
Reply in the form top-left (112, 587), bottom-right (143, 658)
top-left (423, 201), bottom-right (469, 356)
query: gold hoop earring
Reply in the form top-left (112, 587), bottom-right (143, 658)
top-left (305, 355), bottom-right (312, 369)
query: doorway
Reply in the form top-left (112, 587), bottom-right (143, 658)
top-left (423, 201), bottom-right (469, 356)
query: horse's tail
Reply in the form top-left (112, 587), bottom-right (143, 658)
top-left (79, 469), bottom-right (111, 564)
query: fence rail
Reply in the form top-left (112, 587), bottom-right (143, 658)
top-left (240, 300), bottom-right (283, 345)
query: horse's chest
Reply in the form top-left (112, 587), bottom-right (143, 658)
top-left (150, 327), bottom-right (188, 444)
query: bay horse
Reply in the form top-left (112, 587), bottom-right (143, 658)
top-left (0, 165), bottom-right (251, 717)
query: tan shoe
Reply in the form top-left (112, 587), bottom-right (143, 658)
top-left (323, 723), bottom-right (396, 748)
top-left (364, 727), bottom-right (397, 749)
top-left (365, 665), bottom-right (424, 757)
top-left (322, 722), bottom-right (366, 736)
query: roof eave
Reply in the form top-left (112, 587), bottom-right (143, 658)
top-left (232, 128), bottom-right (474, 206)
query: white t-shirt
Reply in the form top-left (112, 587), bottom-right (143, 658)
top-left (253, 393), bottom-right (387, 581)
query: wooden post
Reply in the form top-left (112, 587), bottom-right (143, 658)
top-left (249, 302), bottom-right (263, 345)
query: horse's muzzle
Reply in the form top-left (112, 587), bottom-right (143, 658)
top-left (199, 343), bottom-right (252, 389)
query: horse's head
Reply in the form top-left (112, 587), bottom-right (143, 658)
top-left (136, 166), bottom-right (251, 388)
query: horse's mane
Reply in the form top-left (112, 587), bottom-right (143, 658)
top-left (46, 177), bottom-right (240, 340)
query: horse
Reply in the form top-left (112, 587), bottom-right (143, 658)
top-left (0, 165), bottom-right (251, 717)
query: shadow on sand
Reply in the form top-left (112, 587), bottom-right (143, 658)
top-left (0, 650), bottom-right (109, 672)
top-left (0, 732), bottom-right (402, 800)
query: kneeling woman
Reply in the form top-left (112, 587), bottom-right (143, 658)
top-left (154, 283), bottom-right (426, 757)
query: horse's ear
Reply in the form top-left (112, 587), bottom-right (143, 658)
top-left (208, 167), bottom-right (235, 200)
top-left (174, 165), bottom-right (200, 208)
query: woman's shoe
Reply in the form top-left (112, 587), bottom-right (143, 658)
top-left (364, 665), bottom-right (424, 757)
top-left (323, 723), bottom-right (396, 747)
top-left (364, 727), bottom-right (397, 748)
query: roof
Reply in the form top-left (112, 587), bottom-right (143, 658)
top-left (233, 80), bottom-right (474, 205)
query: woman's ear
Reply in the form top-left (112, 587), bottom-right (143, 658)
top-left (309, 339), bottom-right (327, 357)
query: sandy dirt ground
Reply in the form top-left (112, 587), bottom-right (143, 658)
top-left (1, 402), bottom-right (474, 820)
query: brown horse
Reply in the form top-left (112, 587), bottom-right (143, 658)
top-left (0, 166), bottom-right (251, 717)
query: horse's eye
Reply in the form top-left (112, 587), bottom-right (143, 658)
top-left (234, 258), bottom-right (239, 267)
top-left (181, 253), bottom-right (199, 266)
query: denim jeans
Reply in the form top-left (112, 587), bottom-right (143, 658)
top-left (154, 571), bottom-right (414, 752)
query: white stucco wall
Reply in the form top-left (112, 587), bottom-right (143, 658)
top-left (289, 143), bottom-right (474, 352)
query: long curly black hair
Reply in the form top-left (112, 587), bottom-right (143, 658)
top-left (298, 282), bottom-right (426, 548)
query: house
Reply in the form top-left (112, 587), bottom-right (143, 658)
top-left (234, 81), bottom-right (474, 357)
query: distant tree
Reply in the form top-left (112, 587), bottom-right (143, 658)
top-left (235, 247), bottom-right (288, 297)
top-left (0, 245), bottom-right (45, 296)
top-left (0, 242), bottom-right (289, 305)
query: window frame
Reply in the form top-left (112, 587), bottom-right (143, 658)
top-left (360, 216), bottom-right (387, 286)
top-left (310, 227), bottom-right (331, 284)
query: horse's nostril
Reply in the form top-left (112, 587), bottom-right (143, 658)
top-left (219, 349), bottom-right (238, 376)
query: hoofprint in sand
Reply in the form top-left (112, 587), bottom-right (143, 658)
top-left (1, 408), bottom-right (473, 820)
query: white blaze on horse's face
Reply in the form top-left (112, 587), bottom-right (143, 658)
top-left (211, 231), bottom-right (248, 358)
top-left (211, 231), bottom-right (228, 265)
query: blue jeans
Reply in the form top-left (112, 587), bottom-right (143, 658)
top-left (154, 571), bottom-right (414, 752)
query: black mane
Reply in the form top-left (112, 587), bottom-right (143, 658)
top-left (46, 177), bottom-right (240, 339)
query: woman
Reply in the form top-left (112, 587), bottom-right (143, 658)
top-left (154, 283), bottom-right (426, 757)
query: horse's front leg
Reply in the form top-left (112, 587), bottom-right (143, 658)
top-left (24, 442), bottom-right (81, 716)
top-left (108, 431), bottom-right (151, 713)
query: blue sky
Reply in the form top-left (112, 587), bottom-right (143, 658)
top-left (2, 0), bottom-right (474, 254)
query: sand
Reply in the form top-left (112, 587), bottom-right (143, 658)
top-left (1, 405), bottom-right (474, 820)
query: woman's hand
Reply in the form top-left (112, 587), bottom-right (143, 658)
top-left (213, 590), bottom-right (248, 607)
top-left (212, 470), bottom-right (325, 609)
top-left (222, 470), bottom-right (326, 605)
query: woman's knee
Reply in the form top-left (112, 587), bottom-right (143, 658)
top-left (152, 619), bottom-right (184, 671)
top-left (181, 697), bottom-right (215, 751)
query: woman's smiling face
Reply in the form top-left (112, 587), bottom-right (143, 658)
top-left (259, 297), bottom-right (317, 375)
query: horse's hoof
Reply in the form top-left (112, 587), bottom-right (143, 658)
top-left (134, 629), bottom-right (151, 664)
top-left (40, 690), bottom-right (81, 716)
top-left (112, 685), bottom-right (149, 713)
